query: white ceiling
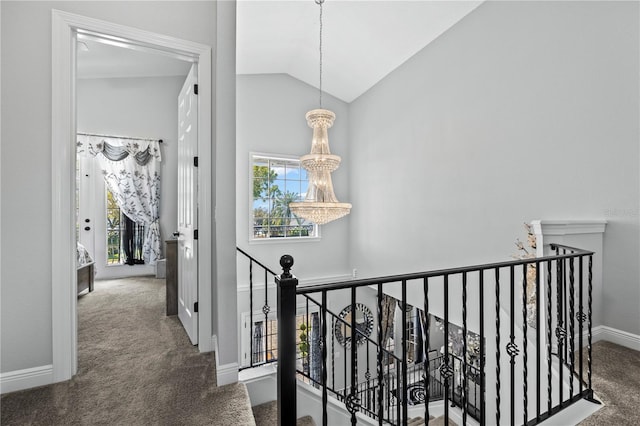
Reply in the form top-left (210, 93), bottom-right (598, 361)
top-left (76, 36), bottom-right (193, 80)
top-left (77, 1), bottom-right (483, 103)
top-left (237, 0), bottom-right (483, 103)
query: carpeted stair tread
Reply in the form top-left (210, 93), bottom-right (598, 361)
top-left (253, 400), bottom-right (316, 425)
top-left (429, 415), bottom-right (457, 426)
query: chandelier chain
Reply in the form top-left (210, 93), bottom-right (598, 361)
top-left (317, 0), bottom-right (324, 107)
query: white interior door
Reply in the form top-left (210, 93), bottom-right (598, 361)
top-left (177, 64), bottom-right (199, 345)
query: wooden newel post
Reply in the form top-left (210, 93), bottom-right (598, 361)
top-left (276, 254), bottom-right (297, 426)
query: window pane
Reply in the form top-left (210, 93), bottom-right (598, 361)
top-left (250, 153), bottom-right (318, 240)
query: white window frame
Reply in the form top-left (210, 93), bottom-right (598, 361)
top-left (249, 152), bottom-right (320, 243)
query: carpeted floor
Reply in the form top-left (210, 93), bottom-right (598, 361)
top-left (578, 340), bottom-right (640, 425)
top-left (1, 277), bottom-right (255, 426)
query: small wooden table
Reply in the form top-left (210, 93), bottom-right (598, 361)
top-left (165, 239), bottom-right (178, 315)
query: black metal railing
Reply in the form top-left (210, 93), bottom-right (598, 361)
top-left (274, 244), bottom-right (600, 425)
top-left (237, 247), bottom-right (278, 370)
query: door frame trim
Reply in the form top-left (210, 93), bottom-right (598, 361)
top-left (51, 10), bottom-right (213, 382)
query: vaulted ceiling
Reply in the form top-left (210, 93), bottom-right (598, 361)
top-left (77, 1), bottom-right (483, 103)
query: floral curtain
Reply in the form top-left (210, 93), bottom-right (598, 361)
top-left (78, 135), bottom-right (162, 264)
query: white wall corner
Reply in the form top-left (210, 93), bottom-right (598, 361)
top-left (0, 365), bottom-right (54, 395)
top-left (531, 219), bottom-right (608, 334)
top-left (213, 334), bottom-right (239, 386)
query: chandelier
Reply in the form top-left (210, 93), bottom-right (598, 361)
top-left (289, 0), bottom-right (351, 225)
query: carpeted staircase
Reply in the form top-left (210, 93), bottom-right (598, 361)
top-left (252, 400), bottom-right (315, 425)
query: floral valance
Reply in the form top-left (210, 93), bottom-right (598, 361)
top-left (77, 135), bottom-right (162, 165)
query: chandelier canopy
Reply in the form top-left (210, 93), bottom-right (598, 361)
top-left (289, 0), bottom-right (351, 225)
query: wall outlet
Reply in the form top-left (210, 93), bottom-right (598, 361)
top-left (352, 268), bottom-right (358, 278)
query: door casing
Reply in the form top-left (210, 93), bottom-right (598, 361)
top-left (51, 10), bottom-right (214, 382)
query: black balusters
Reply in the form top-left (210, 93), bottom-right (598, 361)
top-left (588, 255), bottom-right (593, 395)
top-left (249, 260), bottom-right (254, 366)
top-left (508, 265), bottom-right (516, 426)
top-left (522, 265), bottom-right (529, 425)
top-left (322, 290), bottom-right (328, 426)
top-left (377, 284), bottom-right (384, 426)
top-left (479, 270), bottom-right (486, 426)
top-left (569, 257), bottom-right (575, 398)
top-left (579, 256), bottom-right (584, 394)
top-left (495, 267), bottom-right (501, 426)
top-left (424, 277), bottom-right (430, 424)
top-left (546, 260), bottom-right (553, 414)
top-left (535, 260), bottom-right (541, 422)
top-left (331, 316), bottom-right (336, 393)
top-left (264, 268), bottom-right (271, 365)
top-left (444, 274), bottom-right (450, 426)
top-left (401, 280), bottom-right (408, 426)
top-left (563, 250), bottom-right (568, 362)
top-left (463, 272), bottom-right (468, 425)
top-left (556, 255), bottom-right (564, 405)
top-left (349, 287), bottom-right (358, 425)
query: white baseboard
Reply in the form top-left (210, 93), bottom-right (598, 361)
top-left (593, 325), bottom-right (640, 351)
top-left (0, 365), bottom-right (53, 394)
top-left (212, 334), bottom-right (239, 386)
top-left (217, 362), bottom-right (239, 386)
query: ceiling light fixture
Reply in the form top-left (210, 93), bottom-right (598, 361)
top-left (289, 0), bottom-right (351, 225)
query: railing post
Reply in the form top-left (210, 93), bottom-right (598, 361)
top-left (277, 254), bottom-right (298, 426)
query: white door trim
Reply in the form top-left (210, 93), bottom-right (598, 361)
top-left (51, 10), bottom-right (213, 383)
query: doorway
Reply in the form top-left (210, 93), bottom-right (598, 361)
top-left (52, 10), bottom-right (214, 383)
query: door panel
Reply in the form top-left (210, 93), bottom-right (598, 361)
top-left (177, 64), bottom-right (198, 345)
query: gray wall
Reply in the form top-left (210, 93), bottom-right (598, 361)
top-left (0, 0), bottom-right (228, 374)
top-left (77, 76), bottom-right (184, 277)
top-left (348, 1), bottom-right (640, 334)
top-left (236, 74), bottom-right (351, 280)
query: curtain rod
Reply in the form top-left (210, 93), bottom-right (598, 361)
top-left (77, 132), bottom-right (163, 143)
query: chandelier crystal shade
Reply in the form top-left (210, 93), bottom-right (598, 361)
top-left (289, 109), bottom-right (351, 225)
top-left (289, 0), bottom-right (351, 225)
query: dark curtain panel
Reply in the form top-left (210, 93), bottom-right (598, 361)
top-left (252, 321), bottom-right (264, 364)
top-left (123, 214), bottom-right (145, 265)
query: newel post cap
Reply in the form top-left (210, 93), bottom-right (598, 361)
top-left (279, 254), bottom-right (294, 279)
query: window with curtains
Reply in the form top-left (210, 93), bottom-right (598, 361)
top-left (77, 134), bottom-right (162, 265)
top-left (243, 310), bottom-right (322, 383)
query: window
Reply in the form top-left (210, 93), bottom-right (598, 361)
top-left (106, 189), bottom-right (123, 264)
top-left (250, 153), bottom-right (318, 240)
top-left (243, 310), bottom-right (320, 371)
top-left (106, 188), bottom-right (147, 265)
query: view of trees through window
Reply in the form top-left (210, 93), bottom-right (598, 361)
top-left (106, 189), bottom-right (124, 264)
top-left (252, 155), bottom-right (317, 239)
top-left (107, 189), bottom-right (147, 265)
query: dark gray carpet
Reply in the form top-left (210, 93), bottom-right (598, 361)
top-left (1, 277), bottom-right (255, 425)
top-left (578, 340), bottom-right (640, 425)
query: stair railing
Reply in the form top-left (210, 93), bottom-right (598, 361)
top-left (276, 244), bottom-right (600, 426)
top-left (237, 247), bottom-right (278, 370)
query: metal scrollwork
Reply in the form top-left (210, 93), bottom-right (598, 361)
top-left (334, 303), bottom-right (373, 348)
